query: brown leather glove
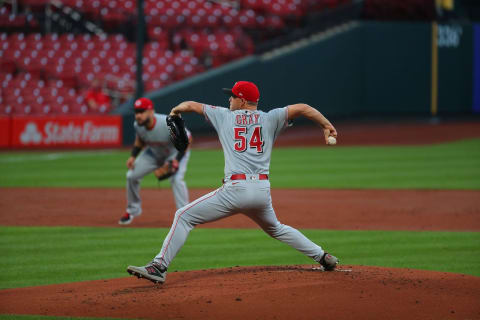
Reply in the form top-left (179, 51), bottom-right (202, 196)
top-left (154, 159), bottom-right (179, 180)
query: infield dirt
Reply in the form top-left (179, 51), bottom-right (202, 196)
top-left (1, 120), bottom-right (479, 319)
top-left (1, 266), bottom-right (479, 320)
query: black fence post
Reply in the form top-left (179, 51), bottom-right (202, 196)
top-left (135, 0), bottom-right (145, 100)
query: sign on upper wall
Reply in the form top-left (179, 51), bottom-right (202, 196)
top-left (436, 23), bottom-right (473, 114)
top-left (437, 24), bottom-right (463, 47)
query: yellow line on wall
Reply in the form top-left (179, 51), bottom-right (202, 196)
top-left (431, 22), bottom-right (438, 116)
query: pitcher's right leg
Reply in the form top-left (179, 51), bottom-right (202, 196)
top-left (154, 187), bottom-right (233, 268)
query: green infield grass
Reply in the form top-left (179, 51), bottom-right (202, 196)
top-left (0, 226), bottom-right (479, 289)
top-left (0, 138), bottom-right (479, 189)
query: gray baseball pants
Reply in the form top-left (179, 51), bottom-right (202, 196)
top-left (154, 175), bottom-right (324, 268)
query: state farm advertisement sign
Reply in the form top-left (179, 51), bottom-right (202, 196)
top-left (11, 116), bottom-right (122, 148)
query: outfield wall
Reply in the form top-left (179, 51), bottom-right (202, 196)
top-left (118, 21), bottom-right (476, 145)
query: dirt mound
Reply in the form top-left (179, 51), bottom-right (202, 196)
top-left (1, 265), bottom-right (479, 320)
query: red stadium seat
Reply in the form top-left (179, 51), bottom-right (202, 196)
top-left (70, 103), bottom-right (90, 115)
top-left (0, 104), bottom-right (13, 116)
top-left (145, 79), bottom-right (165, 91)
top-left (38, 104), bottom-right (54, 115)
top-left (149, 14), bottom-right (184, 29)
top-left (147, 25), bottom-right (169, 43)
top-left (12, 104), bottom-right (39, 116)
top-left (0, 72), bottom-right (13, 84)
top-left (51, 103), bottom-right (72, 115)
top-left (120, 0), bottom-right (136, 14)
top-left (186, 13), bottom-right (220, 28)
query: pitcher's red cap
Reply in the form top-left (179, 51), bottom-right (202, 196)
top-left (134, 97), bottom-right (154, 110)
top-left (222, 81), bottom-right (260, 102)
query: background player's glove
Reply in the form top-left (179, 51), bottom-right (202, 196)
top-left (166, 115), bottom-right (189, 152)
top-left (154, 160), bottom-right (179, 181)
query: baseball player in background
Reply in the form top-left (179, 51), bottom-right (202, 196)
top-left (118, 97), bottom-right (191, 225)
top-left (127, 81), bottom-right (339, 283)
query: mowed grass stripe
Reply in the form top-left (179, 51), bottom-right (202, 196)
top-left (0, 139), bottom-right (479, 189)
top-left (0, 226), bottom-right (479, 289)
top-left (270, 139), bottom-right (480, 189)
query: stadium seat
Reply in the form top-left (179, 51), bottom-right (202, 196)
top-left (38, 104), bottom-right (54, 115)
top-left (0, 104), bottom-right (13, 116)
top-left (51, 103), bottom-right (72, 115)
top-left (0, 0), bottom-right (351, 116)
top-left (70, 103), bottom-right (90, 115)
top-left (12, 103), bottom-right (39, 116)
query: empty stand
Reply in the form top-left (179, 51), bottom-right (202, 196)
top-left (1, 0), bottom-right (347, 116)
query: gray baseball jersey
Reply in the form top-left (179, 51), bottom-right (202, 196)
top-left (204, 105), bottom-right (287, 176)
top-left (153, 105), bottom-right (326, 268)
top-left (126, 114), bottom-right (190, 213)
top-left (134, 114), bottom-right (186, 162)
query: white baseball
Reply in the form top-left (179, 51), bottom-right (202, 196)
top-left (327, 136), bottom-right (337, 145)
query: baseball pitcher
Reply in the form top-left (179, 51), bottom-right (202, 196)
top-left (119, 97), bottom-right (191, 225)
top-left (127, 81), bottom-right (338, 283)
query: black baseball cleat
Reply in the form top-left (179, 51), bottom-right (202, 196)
top-left (127, 261), bottom-right (167, 284)
top-left (319, 252), bottom-right (339, 271)
top-left (118, 213), bottom-right (134, 225)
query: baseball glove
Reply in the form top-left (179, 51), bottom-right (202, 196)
top-left (166, 115), bottom-right (189, 152)
top-left (154, 160), bottom-right (179, 181)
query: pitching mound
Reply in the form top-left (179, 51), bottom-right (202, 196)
top-left (1, 265), bottom-right (479, 320)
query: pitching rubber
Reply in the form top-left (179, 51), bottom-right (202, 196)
top-left (311, 266), bottom-right (352, 272)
